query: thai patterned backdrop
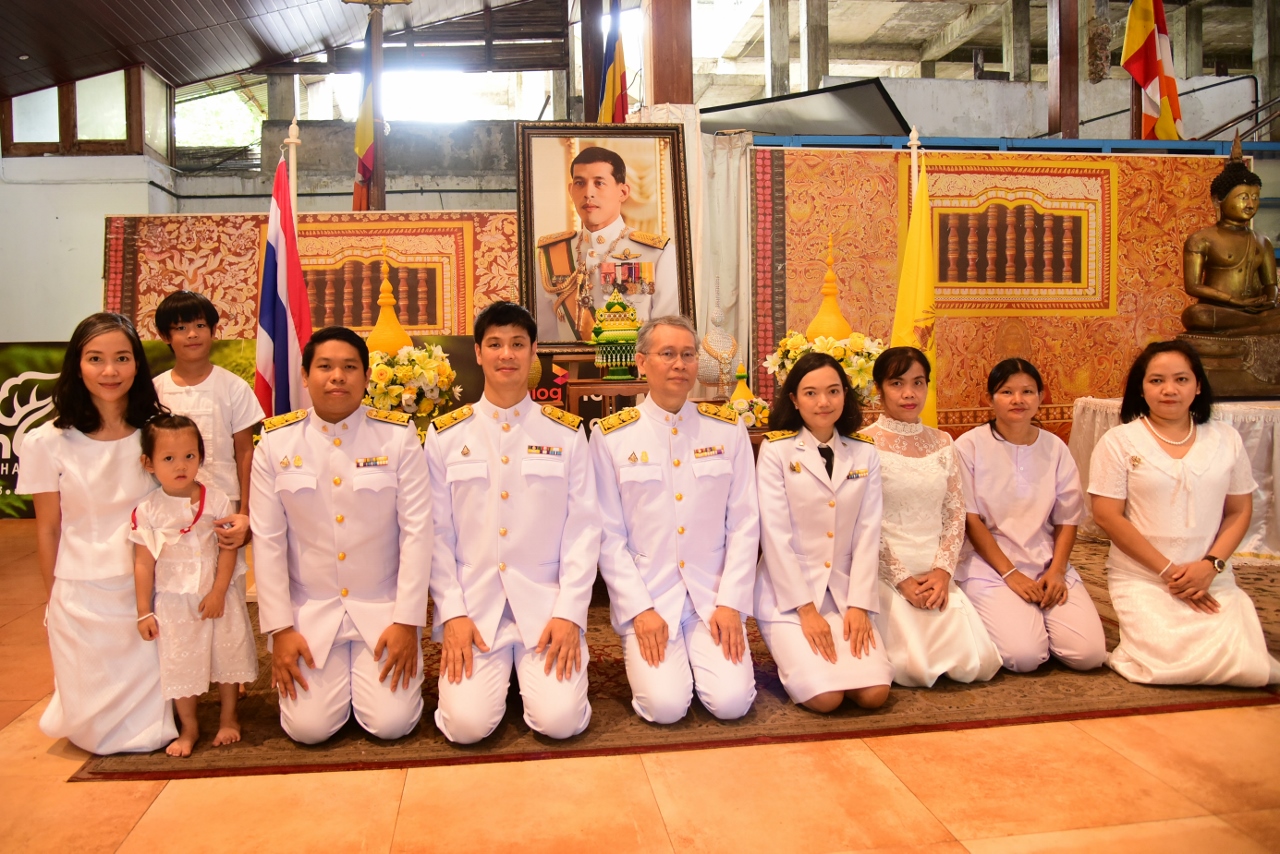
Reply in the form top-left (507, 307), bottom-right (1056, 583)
top-left (753, 148), bottom-right (1222, 439)
top-left (104, 212), bottom-right (520, 340)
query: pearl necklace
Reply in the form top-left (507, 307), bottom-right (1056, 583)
top-left (1142, 416), bottom-right (1196, 446)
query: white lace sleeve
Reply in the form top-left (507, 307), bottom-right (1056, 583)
top-left (879, 536), bottom-right (914, 587)
top-left (930, 439), bottom-right (965, 575)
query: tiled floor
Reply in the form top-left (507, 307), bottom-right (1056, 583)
top-left (0, 519), bottom-right (1276, 854)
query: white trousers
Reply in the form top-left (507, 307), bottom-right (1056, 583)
top-left (959, 572), bottom-right (1107, 673)
top-left (279, 615), bottom-right (424, 745)
top-left (621, 598), bottom-right (757, 724)
top-left (435, 608), bottom-right (591, 744)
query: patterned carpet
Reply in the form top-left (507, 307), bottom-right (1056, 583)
top-left (75, 543), bottom-right (1279, 780)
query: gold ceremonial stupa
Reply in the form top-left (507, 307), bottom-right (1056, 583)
top-left (806, 236), bottom-right (853, 342)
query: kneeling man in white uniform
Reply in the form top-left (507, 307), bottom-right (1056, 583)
top-left (252, 326), bottom-right (432, 744)
top-left (592, 315), bottom-right (761, 723)
top-left (425, 301), bottom-right (599, 743)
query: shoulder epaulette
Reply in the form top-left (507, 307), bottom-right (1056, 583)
top-left (598, 407), bottom-right (640, 435)
top-left (629, 230), bottom-right (670, 250)
top-left (764, 430), bottom-right (797, 442)
top-left (697, 402), bottom-right (739, 425)
top-left (432, 404), bottom-right (474, 433)
top-left (261, 409), bottom-right (308, 433)
top-left (366, 408), bottom-right (412, 426)
top-left (541, 405), bottom-right (582, 431)
top-left (537, 230), bottom-right (576, 248)
top-left (849, 432), bottom-right (875, 444)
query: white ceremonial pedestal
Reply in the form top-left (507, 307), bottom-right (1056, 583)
top-left (1069, 397), bottom-right (1280, 560)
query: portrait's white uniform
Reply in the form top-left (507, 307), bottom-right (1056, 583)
top-left (251, 406), bottom-right (432, 744)
top-left (754, 428), bottom-right (894, 703)
top-left (591, 397), bottom-right (760, 723)
top-left (425, 395), bottom-right (600, 744)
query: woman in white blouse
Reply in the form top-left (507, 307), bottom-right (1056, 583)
top-left (955, 359), bottom-right (1106, 673)
top-left (755, 352), bottom-right (892, 712)
top-left (862, 347), bottom-right (1001, 688)
top-left (1089, 341), bottom-right (1279, 686)
top-left (18, 314), bottom-right (180, 754)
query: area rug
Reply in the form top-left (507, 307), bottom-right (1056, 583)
top-left (73, 543), bottom-right (1278, 781)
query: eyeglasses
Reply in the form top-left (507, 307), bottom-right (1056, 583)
top-left (643, 349), bottom-right (699, 365)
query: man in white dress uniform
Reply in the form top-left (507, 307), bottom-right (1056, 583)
top-left (251, 326), bottom-right (433, 744)
top-left (425, 301), bottom-right (599, 743)
top-left (535, 146), bottom-right (679, 342)
top-left (591, 315), bottom-right (761, 723)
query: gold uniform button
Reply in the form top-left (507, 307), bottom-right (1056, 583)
top-left (341, 587), bottom-right (349, 597)
top-left (498, 562), bottom-right (507, 572)
top-left (829, 500), bottom-right (836, 507)
top-left (338, 552), bottom-right (346, 561)
top-left (333, 438), bottom-right (342, 447)
top-left (671, 427), bottom-right (678, 435)
top-left (501, 455), bottom-right (510, 464)
top-left (826, 531), bottom-right (834, 538)
top-left (679, 560), bottom-right (685, 568)
top-left (677, 526), bottom-right (686, 535)
top-left (333, 476), bottom-right (342, 486)
top-left (824, 561), bottom-right (832, 568)
top-left (675, 493), bottom-right (683, 501)
top-left (500, 491), bottom-right (509, 500)
top-left (335, 514), bottom-right (344, 523)
top-left (499, 528), bottom-right (508, 536)
top-left (502, 423), bottom-right (511, 432)
top-left (673, 459), bottom-right (681, 467)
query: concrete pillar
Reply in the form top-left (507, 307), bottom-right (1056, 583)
top-left (918, 60), bottom-right (936, 79)
top-left (1255, 0), bottom-right (1280, 140)
top-left (764, 0), bottom-right (790, 98)
top-left (1168, 5), bottom-right (1203, 78)
top-left (1002, 0), bottom-right (1031, 82)
top-left (800, 0), bottom-right (828, 91)
top-left (643, 0), bottom-right (694, 104)
top-left (267, 75), bottom-right (295, 121)
top-left (552, 70), bottom-right (569, 120)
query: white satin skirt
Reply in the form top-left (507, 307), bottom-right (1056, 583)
top-left (1107, 565), bottom-right (1280, 687)
top-left (43, 575), bottom-right (177, 754)
top-left (874, 578), bottom-right (1002, 688)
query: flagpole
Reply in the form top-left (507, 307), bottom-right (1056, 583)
top-left (908, 126), bottom-right (920, 203)
top-left (284, 117), bottom-right (301, 227)
top-left (370, 4), bottom-right (386, 210)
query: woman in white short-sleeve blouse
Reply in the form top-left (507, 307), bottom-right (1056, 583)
top-left (1088, 341), bottom-right (1279, 687)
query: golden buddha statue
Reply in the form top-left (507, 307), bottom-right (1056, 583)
top-left (1181, 136), bottom-right (1278, 336)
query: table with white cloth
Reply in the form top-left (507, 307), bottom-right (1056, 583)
top-left (1069, 397), bottom-right (1280, 560)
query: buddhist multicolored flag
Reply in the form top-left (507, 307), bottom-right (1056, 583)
top-left (597, 0), bottom-right (627, 123)
top-left (891, 163), bottom-right (939, 427)
top-left (255, 156), bottom-right (313, 416)
top-left (352, 22), bottom-right (376, 210)
top-left (1121, 0), bottom-right (1184, 140)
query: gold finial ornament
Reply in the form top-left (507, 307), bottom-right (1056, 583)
top-left (729, 363), bottom-right (755, 403)
top-left (805, 235), bottom-right (853, 342)
top-left (366, 246), bottom-right (413, 355)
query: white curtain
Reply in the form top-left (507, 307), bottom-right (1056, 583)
top-left (634, 105), bottom-right (754, 385)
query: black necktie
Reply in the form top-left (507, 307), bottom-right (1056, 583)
top-left (818, 444), bottom-right (834, 478)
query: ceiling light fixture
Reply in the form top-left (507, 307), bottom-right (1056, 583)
top-left (18, 55), bottom-right (30, 60)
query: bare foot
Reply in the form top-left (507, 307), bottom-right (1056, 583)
top-left (212, 722), bottom-right (241, 746)
top-left (237, 684), bottom-right (247, 700)
top-left (166, 726), bottom-right (198, 757)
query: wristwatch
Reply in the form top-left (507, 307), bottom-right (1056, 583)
top-left (1204, 554), bottom-right (1227, 573)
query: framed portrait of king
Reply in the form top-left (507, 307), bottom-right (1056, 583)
top-left (516, 122), bottom-right (696, 352)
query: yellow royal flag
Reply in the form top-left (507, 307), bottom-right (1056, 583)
top-left (891, 162), bottom-right (939, 427)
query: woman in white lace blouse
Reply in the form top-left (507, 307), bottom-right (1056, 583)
top-left (1089, 341), bottom-right (1279, 686)
top-left (862, 347), bottom-right (1001, 688)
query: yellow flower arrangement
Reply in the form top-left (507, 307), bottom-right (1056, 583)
top-left (364, 343), bottom-right (461, 421)
top-left (728, 396), bottom-right (772, 428)
top-left (762, 329), bottom-right (885, 407)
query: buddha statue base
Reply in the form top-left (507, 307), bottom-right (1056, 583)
top-left (1177, 333), bottom-right (1280, 398)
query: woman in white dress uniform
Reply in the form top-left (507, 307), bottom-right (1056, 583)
top-left (954, 359), bottom-right (1107, 673)
top-left (18, 314), bottom-right (179, 753)
top-left (862, 347), bottom-right (1001, 688)
top-left (755, 353), bottom-right (892, 712)
top-left (1089, 341), bottom-right (1280, 686)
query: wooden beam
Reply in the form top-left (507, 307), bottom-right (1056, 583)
top-left (125, 66), bottom-right (143, 156)
top-left (922, 3), bottom-right (1008, 62)
top-left (582, 0), bottom-right (603, 121)
top-left (644, 0), bottom-right (693, 104)
top-left (1048, 0), bottom-right (1080, 138)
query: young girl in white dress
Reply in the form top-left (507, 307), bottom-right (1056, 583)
top-left (755, 352), bottom-right (892, 712)
top-left (862, 347), bottom-right (1001, 688)
top-left (954, 359), bottom-right (1107, 673)
top-left (17, 313), bottom-right (178, 754)
top-left (132, 415), bottom-right (258, 757)
top-left (1089, 341), bottom-right (1280, 686)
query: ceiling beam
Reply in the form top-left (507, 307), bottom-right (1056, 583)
top-left (921, 2), bottom-right (1010, 62)
top-left (737, 42), bottom-right (923, 62)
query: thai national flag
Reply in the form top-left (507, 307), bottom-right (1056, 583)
top-left (597, 0), bottom-right (627, 123)
top-left (254, 155), bottom-right (313, 416)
